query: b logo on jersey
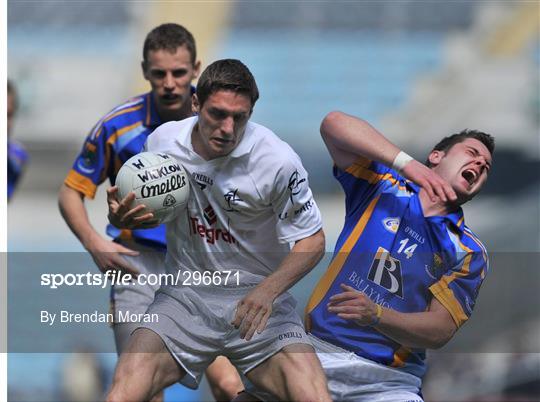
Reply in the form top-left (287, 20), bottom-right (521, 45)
top-left (382, 217), bottom-right (400, 234)
top-left (367, 247), bottom-right (404, 298)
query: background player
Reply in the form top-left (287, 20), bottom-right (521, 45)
top-left (304, 111), bottom-right (494, 401)
top-left (58, 23), bottom-right (243, 401)
top-left (7, 79), bottom-right (29, 201)
top-left (106, 59), bottom-right (332, 402)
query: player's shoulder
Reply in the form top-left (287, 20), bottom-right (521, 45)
top-left (238, 121), bottom-right (307, 196)
top-left (461, 225), bottom-right (488, 255)
top-left (102, 95), bottom-right (146, 124)
top-left (90, 95), bottom-right (147, 140)
top-left (7, 139), bottom-right (29, 163)
top-left (8, 139), bottom-right (27, 154)
top-left (146, 116), bottom-right (198, 151)
top-left (246, 121), bottom-right (301, 167)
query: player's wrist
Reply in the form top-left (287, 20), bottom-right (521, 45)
top-left (392, 151), bottom-right (414, 173)
top-left (81, 231), bottom-right (99, 251)
top-left (83, 231), bottom-right (106, 253)
top-left (369, 304), bottom-right (383, 327)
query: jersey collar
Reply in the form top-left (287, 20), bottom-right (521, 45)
top-left (175, 116), bottom-right (199, 154)
top-left (444, 208), bottom-right (465, 232)
top-left (228, 121), bottom-right (256, 158)
top-left (409, 180), bottom-right (466, 231)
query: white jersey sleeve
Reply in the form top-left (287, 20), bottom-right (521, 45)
top-left (272, 153), bottom-right (322, 243)
top-left (248, 130), bottom-right (322, 244)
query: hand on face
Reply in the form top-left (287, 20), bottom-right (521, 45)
top-left (401, 159), bottom-right (458, 203)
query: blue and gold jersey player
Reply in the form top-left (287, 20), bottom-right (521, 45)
top-left (7, 79), bottom-right (29, 201)
top-left (304, 112), bottom-right (494, 402)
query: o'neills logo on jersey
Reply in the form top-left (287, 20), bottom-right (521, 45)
top-left (189, 217), bottom-right (237, 245)
top-left (192, 172), bottom-right (213, 190)
top-left (140, 174), bottom-right (186, 198)
top-left (278, 331), bottom-right (303, 341)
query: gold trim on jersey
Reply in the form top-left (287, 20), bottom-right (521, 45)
top-left (305, 195), bottom-right (382, 330)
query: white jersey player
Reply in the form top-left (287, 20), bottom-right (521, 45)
top-left (146, 116), bottom-right (321, 286)
top-left (106, 59), bottom-right (332, 402)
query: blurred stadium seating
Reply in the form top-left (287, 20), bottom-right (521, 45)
top-left (7, 1), bottom-right (539, 401)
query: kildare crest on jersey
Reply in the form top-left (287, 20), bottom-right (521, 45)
top-left (367, 247), bottom-right (404, 298)
top-left (287, 170), bottom-right (306, 204)
top-left (223, 189), bottom-right (244, 212)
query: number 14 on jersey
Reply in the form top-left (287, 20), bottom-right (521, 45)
top-left (397, 238), bottom-right (417, 259)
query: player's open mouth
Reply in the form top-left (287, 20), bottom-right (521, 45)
top-left (462, 169), bottom-right (478, 186)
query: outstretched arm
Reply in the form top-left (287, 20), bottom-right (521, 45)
top-left (320, 111), bottom-right (457, 202)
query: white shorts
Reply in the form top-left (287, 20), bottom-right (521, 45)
top-left (139, 285), bottom-right (312, 389)
top-left (314, 335), bottom-right (423, 402)
top-left (246, 335), bottom-right (423, 402)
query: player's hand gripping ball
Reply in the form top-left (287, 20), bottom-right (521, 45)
top-left (115, 152), bottom-right (189, 224)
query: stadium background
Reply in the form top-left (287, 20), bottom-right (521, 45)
top-left (7, 1), bottom-right (539, 401)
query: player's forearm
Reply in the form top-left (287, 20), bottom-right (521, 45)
top-left (375, 307), bottom-right (457, 349)
top-left (58, 184), bottom-right (102, 250)
top-left (259, 229), bottom-right (325, 299)
top-left (320, 111), bottom-right (402, 170)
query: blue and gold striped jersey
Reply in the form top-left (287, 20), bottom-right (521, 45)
top-left (8, 139), bottom-right (29, 200)
top-left (306, 156), bottom-right (488, 379)
top-left (65, 92), bottom-right (168, 249)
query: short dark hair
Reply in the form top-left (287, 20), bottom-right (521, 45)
top-left (426, 129), bottom-right (495, 166)
top-left (196, 59), bottom-right (259, 108)
top-left (143, 23), bottom-right (196, 65)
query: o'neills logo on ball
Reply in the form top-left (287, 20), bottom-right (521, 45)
top-left (140, 174), bottom-right (186, 198)
top-left (137, 164), bottom-right (183, 183)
